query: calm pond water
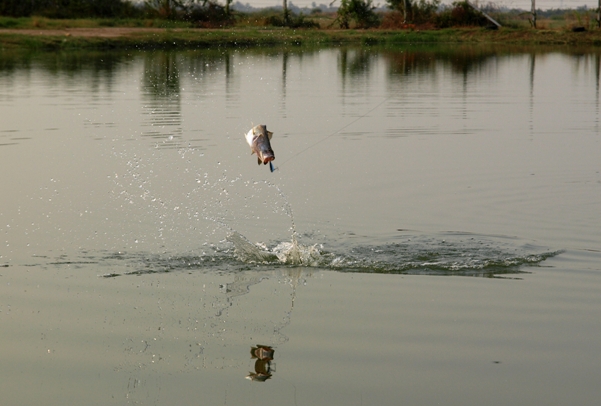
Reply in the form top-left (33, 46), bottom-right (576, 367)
top-left (1, 45), bottom-right (600, 406)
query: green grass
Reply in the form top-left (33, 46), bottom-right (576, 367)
top-left (2, 17), bottom-right (601, 51)
top-left (0, 17), bottom-right (31, 28)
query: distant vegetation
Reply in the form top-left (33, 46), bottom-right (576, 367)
top-left (0, 0), bottom-right (600, 31)
top-left (0, 0), bottom-right (139, 19)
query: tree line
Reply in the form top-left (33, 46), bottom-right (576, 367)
top-left (1, 0), bottom-right (597, 30)
top-left (0, 0), bottom-right (139, 18)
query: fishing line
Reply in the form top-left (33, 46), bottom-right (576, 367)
top-left (273, 95), bottom-right (392, 171)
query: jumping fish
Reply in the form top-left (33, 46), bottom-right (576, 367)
top-left (245, 124), bottom-right (275, 172)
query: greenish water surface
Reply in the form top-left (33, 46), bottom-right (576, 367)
top-left (1, 45), bottom-right (600, 405)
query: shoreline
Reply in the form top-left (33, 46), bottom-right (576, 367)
top-left (2, 27), bottom-right (601, 50)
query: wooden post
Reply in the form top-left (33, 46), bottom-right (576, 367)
top-left (531, 0), bottom-right (537, 28)
top-left (283, 0), bottom-right (289, 25)
top-left (403, 0), bottom-right (407, 24)
top-left (598, 0), bottom-right (600, 28)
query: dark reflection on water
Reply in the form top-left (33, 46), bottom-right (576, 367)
top-left (0, 50), bottom-right (123, 90)
top-left (2, 45), bottom-right (600, 87)
top-left (247, 345), bottom-right (276, 382)
top-left (332, 45), bottom-right (601, 83)
top-left (2, 46), bottom-right (600, 142)
top-left (141, 52), bottom-right (183, 146)
top-left (3, 45), bottom-right (600, 147)
top-left (339, 48), bottom-right (376, 78)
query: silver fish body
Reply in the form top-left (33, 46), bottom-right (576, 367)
top-left (245, 124), bottom-right (275, 166)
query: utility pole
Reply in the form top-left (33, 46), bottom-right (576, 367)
top-left (283, 0), bottom-right (289, 25)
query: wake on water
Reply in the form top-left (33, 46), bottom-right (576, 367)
top-left (94, 227), bottom-right (559, 278)
top-left (215, 181), bottom-right (559, 276)
top-left (223, 230), bottom-right (559, 277)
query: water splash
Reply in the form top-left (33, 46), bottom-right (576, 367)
top-left (105, 145), bottom-right (559, 277)
top-left (226, 232), bottom-right (321, 266)
top-left (220, 231), bottom-right (560, 277)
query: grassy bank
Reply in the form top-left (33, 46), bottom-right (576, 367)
top-left (2, 22), bottom-right (601, 50)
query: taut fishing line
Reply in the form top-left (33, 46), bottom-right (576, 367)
top-left (272, 96), bottom-right (392, 171)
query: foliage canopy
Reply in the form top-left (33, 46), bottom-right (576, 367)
top-left (385, 0), bottom-right (440, 24)
top-left (335, 0), bottom-right (380, 29)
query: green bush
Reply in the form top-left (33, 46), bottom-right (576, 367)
top-left (184, 2), bottom-right (234, 27)
top-left (265, 12), bottom-right (319, 28)
top-left (386, 0), bottom-right (440, 24)
top-left (335, 0), bottom-right (380, 28)
top-left (0, 0), bottom-right (140, 19)
top-left (0, 17), bottom-right (23, 28)
top-left (435, 1), bottom-right (488, 28)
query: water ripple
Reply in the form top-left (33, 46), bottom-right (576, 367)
top-left (96, 232), bottom-right (560, 278)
